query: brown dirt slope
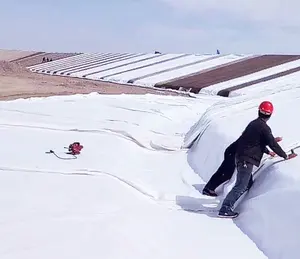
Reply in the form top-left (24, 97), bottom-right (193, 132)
top-left (155, 55), bottom-right (300, 93)
top-left (0, 61), bottom-right (186, 101)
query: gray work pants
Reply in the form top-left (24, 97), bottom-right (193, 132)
top-left (220, 160), bottom-right (254, 210)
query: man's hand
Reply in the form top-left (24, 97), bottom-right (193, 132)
top-left (275, 137), bottom-right (282, 142)
top-left (286, 150), bottom-right (297, 160)
top-left (269, 151), bottom-right (276, 157)
top-left (286, 149), bottom-right (298, 160)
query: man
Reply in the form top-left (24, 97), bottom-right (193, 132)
top-left (202, 139), bottom-right (280, 197)
top-left (202, 138), bottom-right (282, 197)
top-left (218, 101), bottom-right (296, 218)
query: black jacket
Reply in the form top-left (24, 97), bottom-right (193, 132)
top-left (235, 117), bottom-right (287, 166)
top-left (225, 138), bottom-right (270, 159)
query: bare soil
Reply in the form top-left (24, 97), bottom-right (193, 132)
top-left (0, 61), bottom-right (187, 101)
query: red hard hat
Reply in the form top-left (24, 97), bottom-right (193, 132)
top-left (259, 101), bottom-right (273, 115)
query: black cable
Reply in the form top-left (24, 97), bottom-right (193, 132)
top-left (45, 150), bottom-right (77, 160)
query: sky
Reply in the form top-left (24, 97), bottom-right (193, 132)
top-left (1, 0), bottom-right (300, 55)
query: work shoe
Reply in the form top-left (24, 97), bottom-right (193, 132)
top-left (218, 206), bottom-right (239, 218)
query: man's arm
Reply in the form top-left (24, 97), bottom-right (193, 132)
top-left (265, 137), bottom-right (282, 156)
top-left (263, 126), bottom-right (287, 159)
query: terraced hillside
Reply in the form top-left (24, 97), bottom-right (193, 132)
top-left (155, 55), bottom-right (300, 93)
top-left (27, 51), bottom-right (300, 97)
top-left (12, 52), bottom-right (80, 67)
top-left (0, 49), bottom-right (79, 67)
